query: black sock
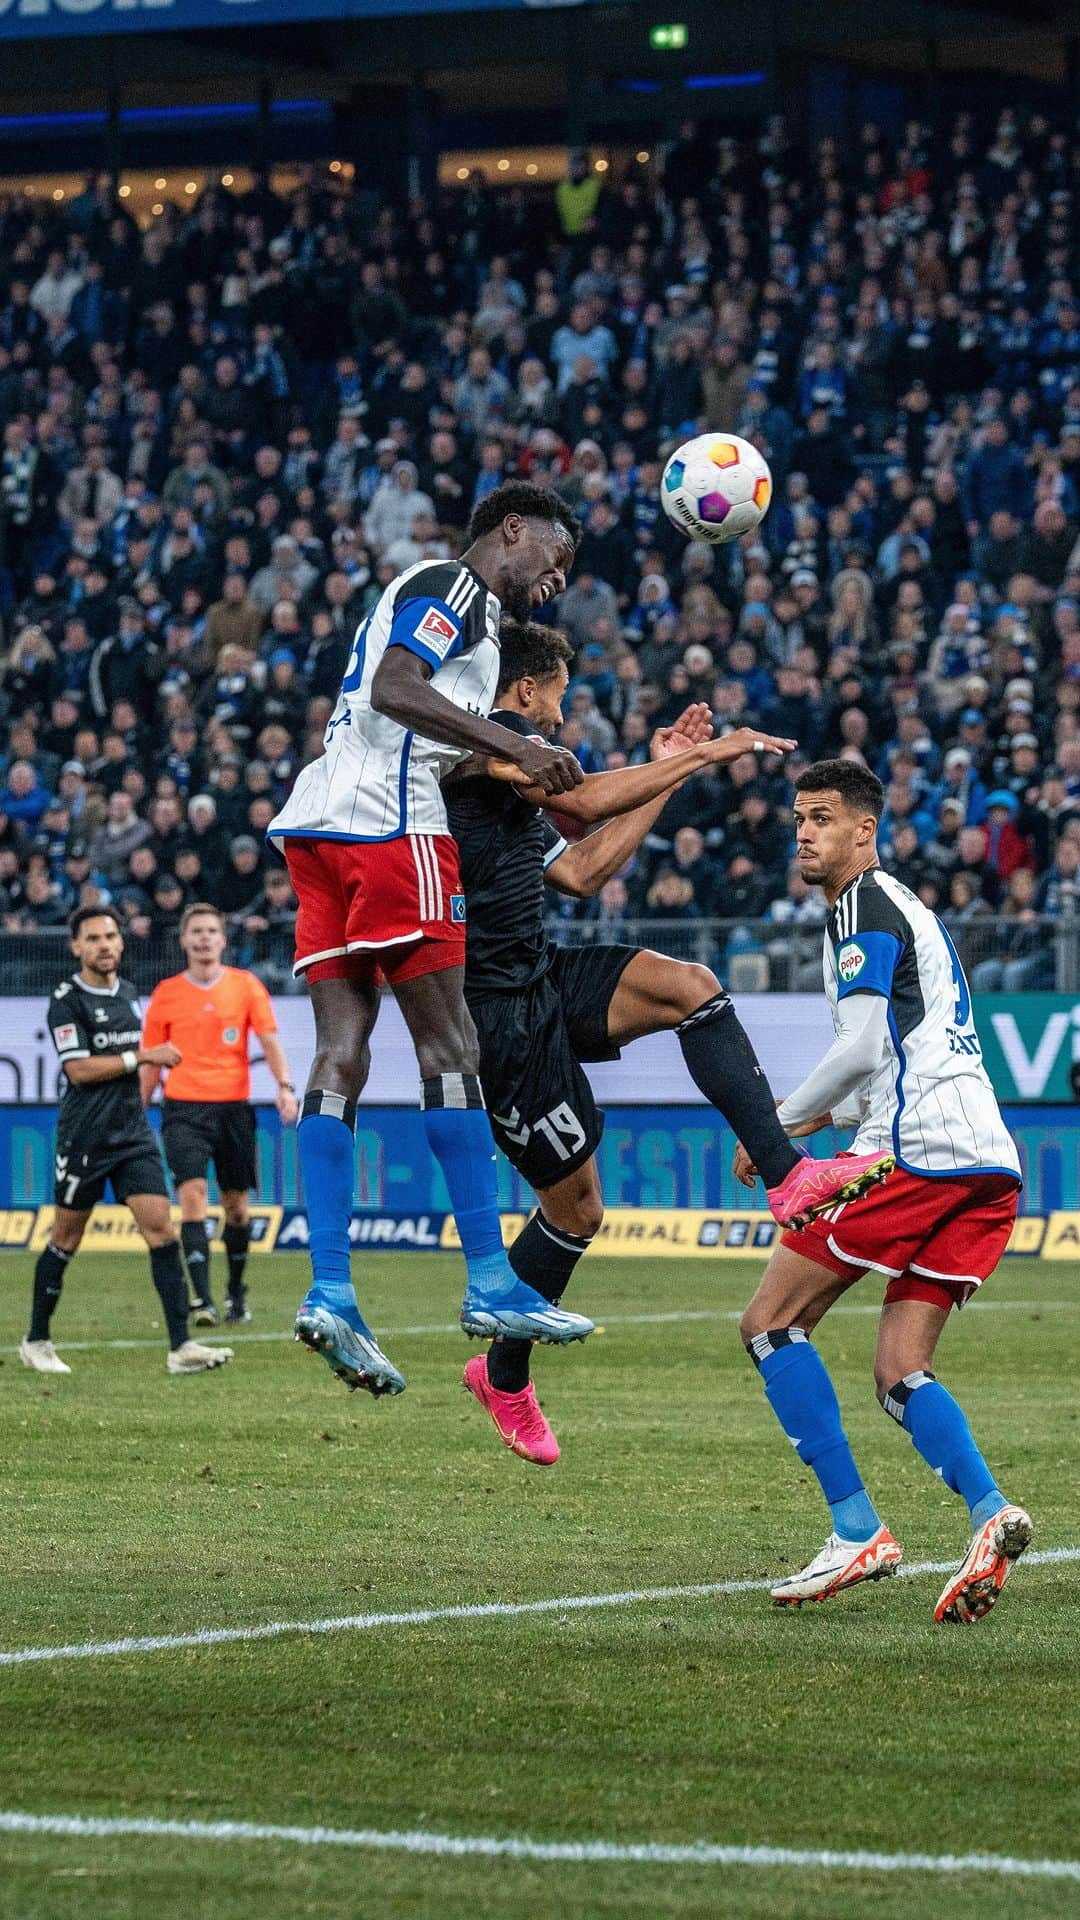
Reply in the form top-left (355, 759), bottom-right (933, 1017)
top-left (29, 1243), bottom-right (72, 1341)
top-left (486, 1212), bottom-right (593, 1393)
top-left (223, 1222), bottom-right (251, 1300)
top-left (181, 1220), bottom-right (212, 1306)
top-left (676, 991), bottom-right (800, 1190)
top-left (150, 1242), bottom-right (192, 1350)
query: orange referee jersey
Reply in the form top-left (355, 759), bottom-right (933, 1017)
top-left (142, 967), bottom-right (277, 1103)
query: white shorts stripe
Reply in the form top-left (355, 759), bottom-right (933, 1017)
top-left (424, 836), bottom-right (444, 920)
top-left (909, 1261), bottom-right (985, 1289)
top-left (825, 1233), bottom-right (904, 1278)
top-left (410, 837), bottom-right (430, 920)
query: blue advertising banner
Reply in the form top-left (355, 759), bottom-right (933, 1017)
top-left (0, 1103), bottom-right (1074, 1215)
top-left (0, 0), bottom-right (574, 45)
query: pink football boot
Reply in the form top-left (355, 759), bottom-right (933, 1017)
top-left (767, 1149), bottom-right (895, 1230)
top-left (463, 1353), bottom-right (560, 1466)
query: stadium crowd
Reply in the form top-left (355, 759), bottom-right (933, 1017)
top-left (0, 106), bottom-right (1078, 991)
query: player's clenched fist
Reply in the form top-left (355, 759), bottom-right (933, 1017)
top-left (510, 737), bottom-right (586, 794)
top-left (140, 1042), bottom-right (182, 1069)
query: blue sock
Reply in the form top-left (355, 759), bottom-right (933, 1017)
top-left (748, 1329), bottom-right (881, 1542)
top-left (421, 1074), bottom-right (510, 1295)
top-left (297, 1092), bottom-right (359, 1318)
top-left (881, 1372), bottom-right (1004, 1524)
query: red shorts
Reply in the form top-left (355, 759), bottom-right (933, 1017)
top-left (283, 834), bottom-right (466, 986)
top-left (782, 1164), bottom-right (1020, 1312)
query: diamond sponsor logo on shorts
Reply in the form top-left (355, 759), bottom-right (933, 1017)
top-left (837, 941), bottom-right (866, 984)
top-left (450, 895), bottom-right (467, 923)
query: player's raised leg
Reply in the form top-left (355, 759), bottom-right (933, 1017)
top-left (874, 1296), bottom-right (1031, 1625)
top-left (466, 1157), bottom-right (601, 1463)
top-left (608, 952), bottom-right (892, 1226)
top-left (293, 972), bottom-right (407, 1396)
top-left (21, 1210), bottom-right (86, 1374)
top-left (393, 965), bottom-right (593, 1346)
top-left (740, 1243), bottom-right (902, 1605)
top-left (126, 1192), bottom-right (233, 1375)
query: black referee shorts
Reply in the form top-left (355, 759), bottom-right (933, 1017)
top-left (469, 944), bottom-right (637, 1193)
top-left (161, 1099), bottom-right (258, 1193)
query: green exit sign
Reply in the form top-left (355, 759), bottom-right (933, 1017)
top-left (650, 22), bottom-right (688, 49)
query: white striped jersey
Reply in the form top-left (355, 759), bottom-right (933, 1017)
top-left (825, 867), bottom-right (1020, 1179)
top-left (269, 560), bottom-right (501, 844)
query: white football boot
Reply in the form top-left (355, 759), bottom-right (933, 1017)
top-left (20, 1337), bottom-right (71, 1375)
top-left (771, 1525), bottom-right (903, 1606)
top-left (167, 1340), bottom-right (234, 1375)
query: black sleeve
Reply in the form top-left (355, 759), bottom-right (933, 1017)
top-left (541, 815), bottom-right (569, 868)
top-left (486, 708), bottom-right (543, 744)
top-left (47, 985), bottom-right (91, 1063)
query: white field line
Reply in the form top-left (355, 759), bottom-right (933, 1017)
top-left (0, 1810), bottom-right (1076, 1883)
top-left (4, 1296), bottom-right (1075, 1355)
top-left (1, 1547), bottom-right (1076, 1672)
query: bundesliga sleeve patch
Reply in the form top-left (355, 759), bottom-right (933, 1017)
top-left (837, 942), bottom-right (866, 984)
top-left (413, 605), bottom-right (461, 659)
top-left (54, 1023), bottom-right (79, 1051)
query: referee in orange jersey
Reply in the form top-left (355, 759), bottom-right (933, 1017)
top-left (141, 903), bottom-right (300, 1325)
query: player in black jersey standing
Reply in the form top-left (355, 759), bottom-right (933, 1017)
top-left (20, 906), bottom-right (234, 1377)
top-left (444, 624), bottom-right (891, 1464)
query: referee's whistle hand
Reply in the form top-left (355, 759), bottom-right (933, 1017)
top-left (140, 1043), bottom-right (182, 1069)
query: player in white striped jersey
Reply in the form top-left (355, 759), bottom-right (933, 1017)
top-left (268, 483), bottom-right (595, 1400)
top-left (735, 759), bottom-right (1031, 1621)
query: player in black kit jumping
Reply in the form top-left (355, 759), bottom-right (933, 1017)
top-left (444, 623), bottom-right (892, 1465)
top-left (20, 906), bottom-right (234, 1377)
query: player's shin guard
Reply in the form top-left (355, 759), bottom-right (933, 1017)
top-left (881, 1372), bottom-right (1005, 1526)
top-left (29, 1242), bottom-right (71, 1341)
top-left (420, 1074), bottom-right (507, 1292)
top-left (181, 1219), bottom-right (212, 1304)
top-left (223, 1222), bottom-right (251, 1301)
top-left (298, 1091), bottom-right (358, 1314)
top-left (150, 1242), bottom-right (193, 1351)
top-left (487, 1213), bottom-right (593, 1392)
top-left (676, 992), bottom-right (801, 1189)
top-left (748, 1329), bottom-right (882, 1542)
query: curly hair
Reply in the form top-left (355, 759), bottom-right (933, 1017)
top-left (496, 619), bottom-right (574, 694)
top-left (467, 481), bottom-right (582, 548)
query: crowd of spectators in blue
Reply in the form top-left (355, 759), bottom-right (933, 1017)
top-left (0, 105), bottom-right (1078, 990)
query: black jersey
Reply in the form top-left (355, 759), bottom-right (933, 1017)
top-left (444, 709), bottom-right (569, 994)
top-left (47, 974), bottom-right (151, 1167)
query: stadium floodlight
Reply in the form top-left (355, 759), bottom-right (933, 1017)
top-left (649, 22), bottom-right (688, 49)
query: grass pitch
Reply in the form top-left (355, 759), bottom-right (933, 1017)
top-left (1, 1249), bottom-right (1078, 1919)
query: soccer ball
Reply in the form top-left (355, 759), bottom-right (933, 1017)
top-left (660, 432), bottom-right (773, 545)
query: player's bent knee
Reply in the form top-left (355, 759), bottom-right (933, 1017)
top-left (221, 1192), bottom-right (249, 1226)
top-left (678, 963), bottom-right (722, 1016)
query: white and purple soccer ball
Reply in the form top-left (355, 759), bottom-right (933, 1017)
top-left (660, 432), bottom-right (773, 545)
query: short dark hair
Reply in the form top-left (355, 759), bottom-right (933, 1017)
top-left (467, 481), bottom-right (581, 548)
top-left (795, 757), bottom-right (885, 821)
top-left (69, 904), bottom-right (121, 939)
top-left (496, 619), bottom-right (574, 695)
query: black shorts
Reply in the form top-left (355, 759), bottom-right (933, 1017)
top-left (161, 1099), bottom-right (258, 1193)
top-left (53, 1138), bottom-right (168, 1212)
top-left (469, 944), bottom-right (637, 1192)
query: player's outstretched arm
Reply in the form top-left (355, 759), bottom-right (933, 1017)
top-left (371, 647), bottom-right (584, 796)
top-left (494, 719), bottom-right (796, 825)
top-left (546, 714), bottom-right (795, 897)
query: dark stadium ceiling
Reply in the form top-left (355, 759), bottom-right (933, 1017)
top-left (0, 0), bottom-right (1071, 109)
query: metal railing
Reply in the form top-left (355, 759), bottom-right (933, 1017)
top-left (0, 913), bottom-right (1073, 996)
